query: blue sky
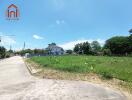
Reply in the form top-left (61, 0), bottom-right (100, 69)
top-left (0, 0), bottom-right (132, 50)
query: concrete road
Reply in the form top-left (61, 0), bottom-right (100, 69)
top-left (0, 56), bottom-right (127, 100)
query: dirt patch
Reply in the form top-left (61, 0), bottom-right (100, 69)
top-left (25, 59), bottom-right (132, 100)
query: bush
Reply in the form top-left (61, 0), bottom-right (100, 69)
top-left (5, 52), bottom-right (11, 58)
top-left (66, 50), bottom-right (73, 54)
top-left (101, 72), bottom-right (113, 79)
top-left (5, 54), bottom-right (10, 58)
top-left (103, 49), bottom-right (112, 56)
top-left (0, 46), bottom-right (6, 59)
top-left (128, 52), bottom-right (132, 57)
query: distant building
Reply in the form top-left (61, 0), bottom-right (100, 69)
top-left (46, 43), bottom-right (64, 55)
top-left (24, 53), bottom-right (30, 58)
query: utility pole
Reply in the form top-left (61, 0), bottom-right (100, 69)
top-left (23, 42), bottom-right (25, 50)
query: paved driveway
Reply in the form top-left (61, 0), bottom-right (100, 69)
top-left (0, 56), bottom-right (127, 100)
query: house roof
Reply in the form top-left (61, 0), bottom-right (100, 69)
top-left (8, 4), bottom-right (17, 9)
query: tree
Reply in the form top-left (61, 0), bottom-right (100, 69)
top-left (73, 43), bottom-right (81, 54)
top-left (91, 41), bottom-right (101, 54)
top-left (128, 34), bottom-right (132, 53)
top-left (73, 42), bottom-right (91, 55)
top-left (34, 49), bottom-right (46, 54)
top-left (104, 36), bottom-right (130, 55)
top-left (0, 46), bottom-right (6, 58)
top-left (129, 29), bottom-right (132, 34)
top-left (19, 49), bottom-right (34, 56)
top-left (8, 49), bottom-right (13, 53)
top-left (82, 42), bottom-right (91, 54)
top-left (66, 50), bottom-right (73, 54)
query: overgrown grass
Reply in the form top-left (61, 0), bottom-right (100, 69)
top-left (30, 55), bottom-right (132, 82)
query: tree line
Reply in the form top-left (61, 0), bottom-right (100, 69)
top-left (0, 30), bottom-right (132, 58)
top-left (71, 34), bottom-right (132, 56)
top-left (15, 49), bottom-right (47, 56)
top-left (0, 48), bottom-right (48, 59)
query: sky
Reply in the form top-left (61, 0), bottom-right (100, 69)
top-left (0, 0), bottom-right (132, 50)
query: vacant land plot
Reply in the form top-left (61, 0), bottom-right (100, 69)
top-left (28, 55), bottom-right (132, 92)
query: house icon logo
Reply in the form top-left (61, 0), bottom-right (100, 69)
top-left (6, 4), bottom-right (20, 20)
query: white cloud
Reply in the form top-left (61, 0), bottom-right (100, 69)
top-left (59, 39), bottom-right (105, 50)
top-left (33, 35), bottom-right (43, 40)
top-left (0, 33), bottom-right (16, 46)
top-left (56, 20), bottom-right (65, 25)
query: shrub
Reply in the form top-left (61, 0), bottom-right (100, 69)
top-left (101, 72), bottom-right (113, 79)
top-left (128, 52), bottom-right (132, 57)
top-left (5, 52), bottom-right (11, 58)
top-left (66, 50), bottom-right (73, 54)
top-left (0, 46), bottom-right (6, 59)
top-left (103, 49), bottom-right (112, 56)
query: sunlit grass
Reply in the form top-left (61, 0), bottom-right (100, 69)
top-left (30, 55), bottom-right (132, 82)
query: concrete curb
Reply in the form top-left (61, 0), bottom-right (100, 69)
top-left (24, 59), bottom-right (42, 75)
top-left (24, 60), bottom-right (34, 75)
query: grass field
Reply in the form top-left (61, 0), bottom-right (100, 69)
top-left (30, 55), bottom-right (132, 83)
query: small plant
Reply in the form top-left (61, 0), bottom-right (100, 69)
top-left (101, 72), bottom-right (113, 80)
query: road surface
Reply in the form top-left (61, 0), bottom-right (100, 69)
top-left (0, 56), bottom-right (127, 100)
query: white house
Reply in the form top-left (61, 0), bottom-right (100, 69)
top-left (46, 43), bottom-right (64, 55)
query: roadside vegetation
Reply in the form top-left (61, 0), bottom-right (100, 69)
top-left (30, 56), bottom-right (132, 82)
top-left (16, 48), bottom-right (47, 56)
top-left (0, 46), bottom-right (14, 59)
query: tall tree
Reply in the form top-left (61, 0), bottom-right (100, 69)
top-left (82, 42), bottom-right (91, 54)
top-left (91, 41), bottom-right (101, 53)
top-left (74, 43), bottom-right (80, 54)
